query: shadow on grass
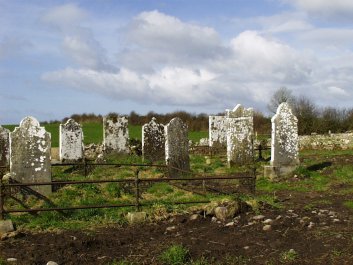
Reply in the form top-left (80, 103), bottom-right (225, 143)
top-left (306, 162), bottom-right (332, 172)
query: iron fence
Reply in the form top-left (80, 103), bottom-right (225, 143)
top-left (0, 162), bottom-right (255, 220)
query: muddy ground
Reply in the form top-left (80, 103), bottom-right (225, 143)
top-left (0, 156), bottom-right (353, 264)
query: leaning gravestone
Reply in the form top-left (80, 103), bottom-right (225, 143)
top-left (165, 117), bottom-right (190, 177)
top-left (0, 126), bottom-right (10, 167)
top-left (10, 116), bottom-right (51, 195)
top-left (103, 114), bottom-right (130, 154)
top-left (226, 104), bottom-right (254, 166)
top-left (142, 117), bottom-right (165, 162)
top-left (209, 116), bottom-right (227, 148)
top-left (59, 119), bottom-right (84, 162)
top-left (264, 102), bottom-right (299, 179)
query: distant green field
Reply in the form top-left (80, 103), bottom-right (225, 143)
top-left (4, 123), bottom-right (208, 147)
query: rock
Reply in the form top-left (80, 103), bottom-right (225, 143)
top-left (225, 222), bottom-right (234, 227)
top-left (328, 211), bottom-right (336, 216)
top-left (311, 210), bottom-right (317, 214)
top-left (263, 225), bottom-right (272, 231)
top-left (263, 219), bottom-right (273, 225)
top-left (7, 258), bottom-right (17, 263)
top-left (1, 231), bottom-right (22, 241)
top-left (276, 215), bottom-right (282, 220)
top-left (189, 214), bottom-right (199, 221)
top-left (287, 209), bottom-right (294, 213)
top-left (308, 222), bottom-right (315, 229)
top-left (243, 246), bottom-right (250, 250)
top-left (300, 216), bottom-right (311, 225)
top-left (333, 219), bottom-right (340, 223)
top-left (126, 212), bottom-right (147, 224)
top-left (166, 226), bottom-right (176, 232)
top-left (252, 215), bottom-right (265, 221)
top-left (211, 217), bottom-right (217, 223)
top-left (0, 220), bottom-right (14, 236)
top-left (46, 262), bottom-right (58, 265)
top-left (214, 207), bottom-right (228, 221)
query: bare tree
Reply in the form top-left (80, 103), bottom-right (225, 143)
top-left (267, 87), bottom-right (296, 113)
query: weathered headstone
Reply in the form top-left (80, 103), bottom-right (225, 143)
top-left (226, 104), bottom-right (254, 166)
top-left (59, 119), bottom-right (84, 162)
top-left (103, 114), bottom-right (130, 154)
top-left (227, 117), bottom-right (254, 166)
top-left (0, 126), bottom-right (10, 167)
top-left (142, 117), bottom-right (165, 162)
top-left (10, 116), bottom-right (51, 195)
top-left (264, 102), bottom-right (299, 179)
top-left (209, 116), bottom-right (227, 148)
top-left (226, 104), bottom-right (253, 118)
top-left (165, 118), bottom-right (190, 177)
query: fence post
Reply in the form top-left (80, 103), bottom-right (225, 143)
top-left (258, 144), bottom-right (263, 161)
top-left (135, 169), bottom-right (140, 211)
top-left (0, 173), bottom-right (4, 220)
top-left (84, 159), bottom-right (88, 177)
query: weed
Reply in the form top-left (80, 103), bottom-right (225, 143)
top-left (343, 201), bottom-right (353, 210)
top-left (0, 257), bottom-right (9, 265)
top-left (293, 166), bottom-right (312, 178)
top-left (280, 249), bottom-right (298, 262)
top-left (159, 244), bottom-right (190, 265)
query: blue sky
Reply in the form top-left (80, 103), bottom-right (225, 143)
top-left (1, 0), bottom-right (353, 124)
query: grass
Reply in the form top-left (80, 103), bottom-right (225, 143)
top-left (343, 201), bottom-right (353, 210)
top-left (160, 244), bottom-right (190, 265)
top-left (280, 249), bottom-right (298, 262)
top-left (4, 123), bottom-right (208, 147)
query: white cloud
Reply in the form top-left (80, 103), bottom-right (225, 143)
top-left (287, 0), bottom-right (353, 20)
top-left (42, 10), bottom-right (353, 112)
top-left (327, 86), bottom-right (348, 97)
top-left (229, 31), bottom-right (312, 84)
top-left (41, 4), bottom-right (112, 70)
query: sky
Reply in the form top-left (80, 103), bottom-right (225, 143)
top-left (1, 0), bottom-right (353, 124)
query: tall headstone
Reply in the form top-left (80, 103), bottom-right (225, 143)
top-left (59, 119), bottom-right (84, 162)
top-left (264, 103), bottom-right (299, 179)
top-left (165, 118), bottom-right (190, 177)
top-left (142, 117), bottom-right (165, 162)
top-left (103, 114), bottom-right (130, 154)
top-left (9, 117), bottom-right (51, 195)
top-left (209, 116), bottom-right (227, 148)
top-left (0, 126), bottom-right (10, 167)
top-left (226, 104), bottom-right (254, 166)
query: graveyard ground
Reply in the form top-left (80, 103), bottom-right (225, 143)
top-left (0, 150), bottom-right (353, 264)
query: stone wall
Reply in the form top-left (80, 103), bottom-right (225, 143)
top-left (299, 133), bottom-right (353, 150)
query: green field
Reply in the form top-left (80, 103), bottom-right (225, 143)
top-left (4, 123), bottom-right (208, 147)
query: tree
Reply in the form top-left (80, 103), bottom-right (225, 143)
top-left (292, 96), bottom-right (318, 135)
top-left (267, 87), bottom-right (296, 113)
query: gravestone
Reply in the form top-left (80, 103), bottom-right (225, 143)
top-left (209, 116), bottom-right (227, 148)
top-left (226, 104), bottom-right (254, 166)
top-left (103, 114), bottom-right (130, 154)
top-left (59, 119), bottom-right (84, 162)
top-left (142, 117), bottom-right (165, 162)
top-left (226, 104), bottom-right (253, 118)
top-left (227, 117), bottom-right (254, 166)
top-left (165, 117), bottom-right (190, 177)
top-left (264, 103), bottom-right (299, 179)
top-left (10, 116), bottom-right (51, 195)
top-left (0, 126), bottom-right (10, 167)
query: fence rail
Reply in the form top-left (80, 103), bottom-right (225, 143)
top-left (0, 162), bottom-right (255, 219)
